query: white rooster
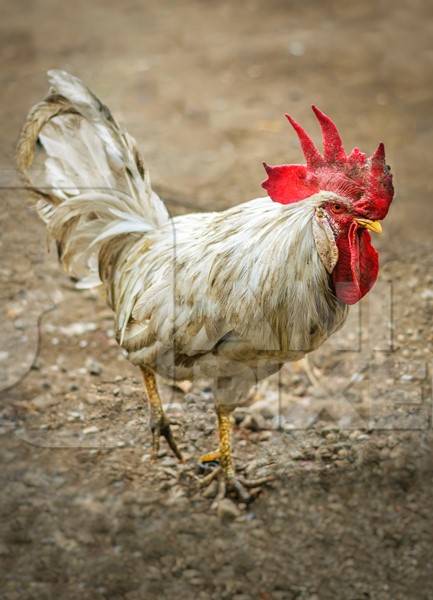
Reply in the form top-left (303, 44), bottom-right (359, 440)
top-left (17, 71), bottom-right (394, 499)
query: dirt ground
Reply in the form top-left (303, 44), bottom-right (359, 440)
top-left (1, 1), bottom-right (433, 598)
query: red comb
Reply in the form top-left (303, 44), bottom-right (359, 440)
top-left (262, 106), bottom-right (394, 220)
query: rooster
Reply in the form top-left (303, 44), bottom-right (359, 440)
top-left (17, 71), bottom-right (393, 500)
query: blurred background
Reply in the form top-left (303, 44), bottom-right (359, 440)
top-left (1, 0), bottom-right (433, 238)
top-left (1, 1), bottom-right (433, 599)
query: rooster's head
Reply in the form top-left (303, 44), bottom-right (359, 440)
top-left (262, 106), bottom-right (394, 305)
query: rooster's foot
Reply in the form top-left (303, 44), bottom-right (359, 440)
top-left (150, 413), bottom-right (183, 462)
top-left (198, 405), bottom-right (275, 501)
top-left (199, 464), bottom-right (274, 503)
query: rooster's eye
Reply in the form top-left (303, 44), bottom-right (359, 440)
top-left (331, 203), bottom-right (344, 213)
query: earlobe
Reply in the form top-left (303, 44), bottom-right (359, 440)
top-left (313, 211), bottom-right (339, 274)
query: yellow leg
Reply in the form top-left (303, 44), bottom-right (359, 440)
top-left (141, 366), bottom-right (183, 462)
top-left (216, 406), bottom-right (236, 479)
top-left (199, 404), bottom-right (275, 501)
top-left (198, 407), bottom-right (232, 469)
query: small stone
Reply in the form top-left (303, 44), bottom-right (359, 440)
top-left (60, 322), bottom-right (97, 336)
top-left (400, 374), bottom-right (414, 382)
top-left (83, 426), bottom-right (99, 435)
top-left (161, 456), bottom-right (177, 467)
top-left (176, 380), bottom-right (193, 393)
top-left (291, 450), bottom-right (305, 461)
top-left (217, 498), bottom-right (241, 520)
top-left (288, 40), bottom-right (305, 56)
top-left (32, 394), bottom-right (57, 409)
top-left (68, 410), bottom-right (83, 420)
top-left (121, 385), bottom-right (135, 397)
top-left (337, 448), bottom-right (350, 459)
top-left (86, 359), bottom-right (102, 376)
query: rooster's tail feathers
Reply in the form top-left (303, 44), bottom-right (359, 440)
top-left (16, 70), bottom-right (169, 288)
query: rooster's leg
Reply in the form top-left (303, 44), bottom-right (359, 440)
top-left (199, 405), bottom-right (274, 502)
top-left (141, 367), bottom-right (183, 462)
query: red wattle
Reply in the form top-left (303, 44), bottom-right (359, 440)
top-left (332, 223), bottom-right (379, 305)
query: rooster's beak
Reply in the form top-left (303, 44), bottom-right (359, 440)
top-left (354, 218), bottom-right (382, 234)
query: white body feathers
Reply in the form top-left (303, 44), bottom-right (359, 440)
top-left (17, 71), bottom-right (347, 393)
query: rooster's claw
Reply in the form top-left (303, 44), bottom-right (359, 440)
top-left (150, 414), bottom-right (183, 462)
top-left (199, 465), bottom-right (275, 503)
